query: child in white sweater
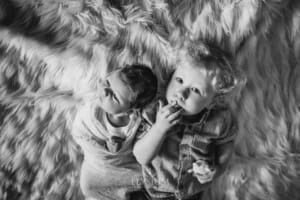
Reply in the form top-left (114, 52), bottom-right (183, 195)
top-left (72, 64), bottom-right (158, 200)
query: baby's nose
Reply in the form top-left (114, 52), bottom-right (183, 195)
top-left (176, 88), bottom-right (189, 101)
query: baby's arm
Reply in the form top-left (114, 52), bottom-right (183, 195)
top-left (210, 114), bottom-right (236, 178)
top-left (133, 101), bottom-right (182, 165)
top-left (190, 109), bottom-right (236, 183)
top-left (213, 140), bottom-right (234, 177)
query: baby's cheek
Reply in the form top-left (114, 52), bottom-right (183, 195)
top-left (186, 103), bottom-right (201, 115)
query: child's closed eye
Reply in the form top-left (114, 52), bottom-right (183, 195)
top-left (104, 79), bottom-right (120, 103)
top-left (104, 87), bottom-right (119, 103)
top-left (102, 79), bottom-right (111, 88)
top-left (111, 92), bottom-right (120, 104)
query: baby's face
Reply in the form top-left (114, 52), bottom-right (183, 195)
top-left (97, 70), bottom-right (134, 115)
top-left (166, 63), bottom-right (216, 116)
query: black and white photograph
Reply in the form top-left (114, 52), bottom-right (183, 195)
top-left (0, 0), bottom-right (300, 200)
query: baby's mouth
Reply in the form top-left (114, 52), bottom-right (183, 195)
top-left (170, 100), bottom-right (182, 110)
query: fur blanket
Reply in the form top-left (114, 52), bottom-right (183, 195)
top-left (0, 0), bottom-right (300, 200)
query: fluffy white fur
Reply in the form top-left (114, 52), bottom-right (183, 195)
top-left (0, 0), bottom-right (300, 200)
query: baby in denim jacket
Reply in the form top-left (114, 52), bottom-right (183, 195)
top-left (71, 64), bottom-right (157, 200)
top-left (133, 43), bottom-right (243, 200)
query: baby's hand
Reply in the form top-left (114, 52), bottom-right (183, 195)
top-left (187, 160), bottom-right (216, 184)
top-left (154, 100), bottom-right (182, 132)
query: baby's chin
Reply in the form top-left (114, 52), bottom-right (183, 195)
top-left (181, 110), bottom-right (196, 116)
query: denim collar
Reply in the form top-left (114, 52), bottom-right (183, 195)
top-left (180, 108), bottom-right (210, 126)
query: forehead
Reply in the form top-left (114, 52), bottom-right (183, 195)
top-left (175, 62), bottom-right (217, 91)
top-left (109, 70), bottom-right (135, 101)
top-left (176, 62), bottom-right (207, 78)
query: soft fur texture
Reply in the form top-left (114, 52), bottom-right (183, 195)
top-left (0, 0), bottom-right (300, 200)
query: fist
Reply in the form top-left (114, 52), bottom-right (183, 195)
top-left (154, 100), bottom-right (182, 132)
top-left (188, 160), bottom-right (216, 184)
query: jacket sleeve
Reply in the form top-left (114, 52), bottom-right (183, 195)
top-left (213, 109), bottom-right (238, 145)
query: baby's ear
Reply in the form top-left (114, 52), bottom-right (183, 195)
top-left (214, 67), bottom-right (246, 95)
top-left (215, 70), bottom-right (235, 93)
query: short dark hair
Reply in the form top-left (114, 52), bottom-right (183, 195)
top-left (120, 64), bottom-right (158, 109)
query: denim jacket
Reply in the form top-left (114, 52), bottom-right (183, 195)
top-left (137, 105), bottom-right (237, 200)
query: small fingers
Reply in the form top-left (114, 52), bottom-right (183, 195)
top-left (159, 104), bottom-right (173, 114)
top-left (168, 109), bottom-right (182, 121)
top-left (158, 100), bottom-right (163, 110)
top-left (194, 173), bottom-right (214, 183)
top-left (171, 119), bottom-right (181, 125)
top-left (187, 167), bottom-right (215, 184)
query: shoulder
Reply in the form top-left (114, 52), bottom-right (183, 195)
top-left (72, 102), bottom-right (104, 131)
top-left (207, 107), bottom-right (233, 124)
top-left (203, 106), bottom-right (236, 139)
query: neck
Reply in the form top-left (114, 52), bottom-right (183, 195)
top-left (182, 108), bottom-right (209, 123)
top-left (106, 112), bottom-right (130, 127)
